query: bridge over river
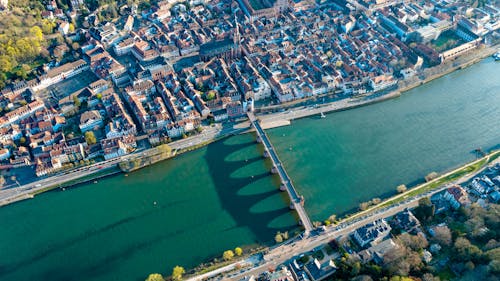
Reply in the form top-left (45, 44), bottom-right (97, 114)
top-left (248, 112), bottom-right (314, 234)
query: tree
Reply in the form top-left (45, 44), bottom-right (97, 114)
top-left (275, 232), bottom-right (283, 243)
top-left (72, 42), bottom-right (80, 51)
top-left (0, 176), bottom-right (5, 187)
top-left (171, 266), bottom-right (185, 281)
top-left (359, 201), bottom-right (370, 211)
top-left (432, 225), bottom-right (452, 246)
top-left (351, 276), bottom-right (373, 281)
top-left (145, 273), bottom-right (164, 281)
top-left (398, 233), bottom-right (428, 251)
top-left (73, 95), bottom-right (81, 107)
top-left (223, 250), bottom-right (234, 261)
top-left (30, 26), bottom-right (44, 41)
top-left (454, 237), bottom-right (482, 261)
top-left (350, 261), bottom-right (361, 276)
top-left (414, 197), bottom-right (435, 221)
top-left (157, 144), bottom-right (172, 156)
top-left (235, 247), bottom-right (243, 256)
top-left (84, 131), bottom-right (97, 145)
top-left (206, 90), bottom-right (216, 100)
top-left (425, 172), bottom-right (439, 182)
top-left (397, 184), bottom-right (407, 193)
top-left (19, 137), bottom-right (26, 144)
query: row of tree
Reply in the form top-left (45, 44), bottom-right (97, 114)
top-left (145, 247), bottom-right (244, 281)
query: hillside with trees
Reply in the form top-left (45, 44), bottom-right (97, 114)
top-left (0, 0), bottom-right (58, 88)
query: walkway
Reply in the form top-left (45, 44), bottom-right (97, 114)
top-left (247, 112), bottom-right (314, 233)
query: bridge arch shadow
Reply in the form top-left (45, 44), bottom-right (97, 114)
top-left (204, 133), bottom-right (299, 244)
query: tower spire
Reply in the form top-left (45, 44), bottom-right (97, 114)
top-left (234, 14), bottom-right (240, 46)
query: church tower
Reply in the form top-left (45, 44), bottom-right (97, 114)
top-left (232, 15), bottom-right (242, 58)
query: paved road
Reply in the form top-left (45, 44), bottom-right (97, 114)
top-left (208, 155), bottom-right (500, 281)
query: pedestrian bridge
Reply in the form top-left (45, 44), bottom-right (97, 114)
top-left (247, 112), bottom-right (314, 234)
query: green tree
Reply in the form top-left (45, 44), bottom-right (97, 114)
top-left (145, 273), bottom-right (164, 281)
top-left (157, 144), bottom-right (172, 157)
top-left (235, 247), bottom-right (243, 256)
top-left (73, 95), bottom-right (81, 107)
top-left (223, 250), bottom-right (234, 261)
top-left (454, 237), bottom-right (482, 261)
top-left (84, 131), bottom-right (97, 145)
top-left (206, 90), bottom-right (216, 100)
top-left (414, 197), bottom-right (435, 221)
top-left (30, 26), bottom-right (44, 41)
top-left (19, 137), bottom-right (26, 144)
top-left (275, 232), bottom-right (283, 243)
top-left (171, 265), bottom-right (185, 281)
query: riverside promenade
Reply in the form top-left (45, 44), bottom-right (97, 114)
top-left (248, 112), bottom-right (314, 233)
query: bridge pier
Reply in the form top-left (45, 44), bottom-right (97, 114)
top-left (271, 166), bottom-right (278, 174)
top-left (248, 112), bottom-right (313, 233)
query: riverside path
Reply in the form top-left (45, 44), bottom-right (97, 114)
top-left (247, 112), bottom-right (314, 233)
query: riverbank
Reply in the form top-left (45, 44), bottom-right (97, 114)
top-left (398, 43), bottom-right (499, 94)
top-left (256, 43), bottom-right (499, 127)
top-left (185, 148), bottom-right (500, 281)
top-left (0, 45), bottom-right (496, 207)
top-left (343, 149), bottom-right (500, 223)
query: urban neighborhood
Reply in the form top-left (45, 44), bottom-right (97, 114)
top-left (0, 1), bottom-right (499, 281)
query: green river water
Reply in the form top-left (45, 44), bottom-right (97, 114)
top-left (0, 58), bottom-right (499, 281)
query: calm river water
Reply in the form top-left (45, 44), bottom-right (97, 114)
top-left (0, 58), bottom-right (498, 281)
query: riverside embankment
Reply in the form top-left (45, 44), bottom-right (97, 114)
top-left (0, 54), bottom-right (498, 281)
top-left (1, 43), bottom-right (496, 206)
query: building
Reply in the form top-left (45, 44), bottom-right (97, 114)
top-left (390, 209), bottom-right (421, 234)
top-left (267, 266), bottom-right (294, 281)
top-left (79, 110), bottom-right (103, 132)
top-left (353, 219), bottom-right (392, 247)
top-left (200, 20), bottom-right (242, 62)
top-left (238, 0), bottom-right (290, 21)
top-left (304, 259), bottom-right (337, 281)
top-left (358, 238), bottom-right (399, 264)
top-left (443, 185), bottom-right (470, 209)
top-left (439, 39), bottom-right (482, 62)
top-left (0, 148), bottom-right (10, 161)
top-left (101, 135), bottom-right (137, 160)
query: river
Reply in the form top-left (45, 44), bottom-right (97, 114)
top-left (0, 58), bottom-right (499, 281)
top-left (268, 57), bottom-right (500, 220)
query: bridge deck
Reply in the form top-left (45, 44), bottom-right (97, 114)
top-left (248, 112), bottom-right (313, 233)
